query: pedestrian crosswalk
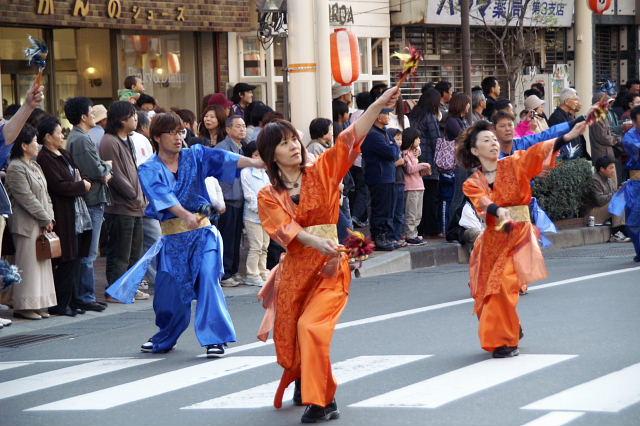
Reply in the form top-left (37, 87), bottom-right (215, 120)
top-left (1, 353), bottom-right (639, 425)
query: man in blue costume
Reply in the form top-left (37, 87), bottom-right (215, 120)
top-left (106, 112), bottom-right (263, 357)
top-left (611, 105), bottom-right (640, 262)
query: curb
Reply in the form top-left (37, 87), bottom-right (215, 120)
top-left (358, 226), bottom-right (613, 278)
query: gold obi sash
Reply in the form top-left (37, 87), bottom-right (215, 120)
top-left (630, 170), bottom-right (640, 180)
top-left (160, 213), bottom-right (211, 236)
top-left (303, 224), bottom-right (339, 244)
top-left (506, 205), bottom-right (531, 223)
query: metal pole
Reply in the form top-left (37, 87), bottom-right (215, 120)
top-left (461, 0), bottom-right (472, 96)
top-left (282, 33), bottom-right (290, 120)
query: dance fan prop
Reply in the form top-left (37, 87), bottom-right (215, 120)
top-left (585, 94), bottom-right (611, 126)
top-left (24, 36), bottom-right (48, 87)
top-left (391, 46), bottom-right (423, 87)
top-left (337, 229), bottom-right (375, 278)
top-left (0, 259), bottom-right (22, 290)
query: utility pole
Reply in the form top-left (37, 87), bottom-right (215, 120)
top-left (461, 0), bottom-right (472, 96)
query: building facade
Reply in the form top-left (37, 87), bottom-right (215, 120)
top-left (0, 0), bottom-right (252, 117)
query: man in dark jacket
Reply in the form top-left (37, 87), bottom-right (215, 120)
top-left (99, 101), bottom-right (147, 300)
top-left (66, 97), bottom-right (112, 311)
top-left (481, 76), bottom-right (501, 119)
top-left (362, 108), bottom-right (399, 251)
top-left (548, 88), bottom-right (589, 160)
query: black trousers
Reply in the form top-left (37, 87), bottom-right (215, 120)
top-left (218, 202), bottom-right (243, 279)
top-left (104, 214), bottom-right (144, 287)
top-left (368, 182), bottom-right (395, 242)
top-left (52, 258), bottom-right (81, 311)
top-left (348, 166), bottom-right (370, 222)
top-left (418, 179), bottom-right (441, 236)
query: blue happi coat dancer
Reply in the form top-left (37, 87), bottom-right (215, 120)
top-left (106, 112), bottom-right (263, 357)
top-left (610, 106), bottom-right (640, 262)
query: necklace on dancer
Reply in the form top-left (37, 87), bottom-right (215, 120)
top-left (282, 171), bottom-right (302, 189)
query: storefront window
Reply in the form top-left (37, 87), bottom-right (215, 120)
top-left (0, 28), bottom-right (48, 111)
top-left (358, 38), bottom-right (369, 74)
top-left (273, 39), bottom-right (285, 77)
top-left (242, 38), bottom-right (265, 77)
top-left (372, 38), bottom-right (385, 76)
top-left (118, 32), bottom-right (197, 112)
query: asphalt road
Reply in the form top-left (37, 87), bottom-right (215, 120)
top-left (1, 243), bottom-right (639, 426)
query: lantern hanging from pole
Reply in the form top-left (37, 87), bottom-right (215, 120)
top-left (167, 52), bottom-right (181, 74)
top-left (588, 0), bottom-right (612, 14)
top-left (330, 28), bottom-right (360, 85)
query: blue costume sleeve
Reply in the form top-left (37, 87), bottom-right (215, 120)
top-left (608, 188), bottom-right (626, 216)
top-left (623, 130), bottom-right (640, 169)
top-left (138, 161), bottom-right (180, 214)
top-left (513, 121), bottom-right (570, 151)
top-left (199, 145), bottom-right (241, 183)
top-left (0, 124), bottom-right (11, 170)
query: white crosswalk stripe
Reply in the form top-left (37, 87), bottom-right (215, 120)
top-left (182, 355), bottom-right (430, 409)
top-left (522, 362), bottom-right (640, 413)
top-left (0, 358), bottom-right (160, 400)
top-left (26, 356), bottom-right (276, 411)
top-left (350, 354), bottom-right (577, 408)
top-left (0, 362), bottom-right (33, 372)
top-left (520, 411), bottom-right (586, 426)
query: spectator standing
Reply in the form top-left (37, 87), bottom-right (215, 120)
top-left (207, 93), bottom-right (234, 117)
top-left (361, 107), bottom-right (399, 250)
top-left (65, 97), bottom-right (112, 312)
top-left (524, 95), bottom-right (549, 133)
top-left (332, 99), bottom-right (349, 139)
top-left (470, 88), bottom-right (486, 124)
top-left (584, 156), bottom-right (629, 242)
top-left (481, 76), bottom-right (501, 119)
top-left (174, 109), bottom-right (198, 141)
top-left (240, 141), bottom-right (271, 286)
top-left (37, 116), bottom-right (92, 316)
top-left (387, 128), bottom-right (406, 245)
top-left (619, 92), bottom-right (640, 121)
top-left (215, 115), bottom-right (247, 286)
top-left (306, 118), bottom-right (333, 157)
top-left (434, 80), bottom-right (453, 122)
top-left (626, 79), bottom-right (640, 95)
top-left (246, 102), bottom-right (273, 143)
top-left (401, 127), bottom-right (431, 245)
top-left (548, 88), bottom-right (589, 159)
top-left (137, 94), bottom-right (157, 115)
top-left (348, 92), bottom-right (371, 228)
top-left (190, 105), bottom-right (226, 147)
top-left (589, 95), bottom-right (620, 184)
top-left (87, 104), bottom-right (107, 149)
top-left (99, 102), bottom-right (148, 300)
top-left (410, 88), bottom-right (442, 236)
top-left (231, 83), bottom-right (256, 120)
top-left (131, 111), bottom-right (154, 165)
top-left (5, 125), bottom-right (56, 320)
top-left (332, 84), bottom-right (354, 108)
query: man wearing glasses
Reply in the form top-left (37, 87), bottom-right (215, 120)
top-left (215, 116), bottom-right (248, 286)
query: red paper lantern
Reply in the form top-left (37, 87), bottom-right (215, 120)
top-left (168, 52), bottom-right (181, 74)
top-left (588, 0), bottom-right (612, 14)
top-left (130, 35), bottom-right (150, 54)
top-left (330, 28), bottom-right (360, 85)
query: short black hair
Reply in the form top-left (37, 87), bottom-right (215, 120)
top-left (595, 156), bottom-right (615, 171)
top-left (531, 82), bottom-right (545, 99)
top-left (136, 93), bottom-right (156, 108)
top-left (491, 110), bottom-right (516, 126)
top-left (481, 76), bottom-right (498, 95)
top-left (10, 124), bottom-right (37, 159)
top-left (495, 98), bottom-right (513, 112)
top-left (124, 75), bottom-right (139, 90)
top-left (626, 79), bottom-right (640, 89)
top-left (355, 92), bottom-right (372, 110)
top-left (401, 127), bottom-right (421, 151)
top-left (332, 99), bottom-right (349, 122)
top-left (242, 140), bottom-right (258, 158)
top-left (434, 81), bottom-right (452, 97)
top-left (249, 102), bottom-right (273, 127)
top-left (64, 97), bottom-right (93, 126)
top-left (136, 111), bottom-right (150, 131)
top-left (106, 101), bottom-right (137, 135)
top-left (630, 105), bottom-right (640, 122)
top-left (37, 115), bottom-right (61, 146)
top-left (309, 118), bottom-right (332, 140)
top-left (524, 88), bottom-right (542, 99)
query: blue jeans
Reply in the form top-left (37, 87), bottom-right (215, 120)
top-left (337, 196), bottom-right (353, 244)
top-left (76, 204), bottom-right (105, 303)
top-left (143, 217), bottom-right (162, 284)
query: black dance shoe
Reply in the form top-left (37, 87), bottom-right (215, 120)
top-left (206, 344), bottom-right (225, 358)
top-left (293, 379), bottom-right (303, 406)
top-left (492, 346), bottom-right (520, 358)
top-left (301, 399), bottom-right (340, 423)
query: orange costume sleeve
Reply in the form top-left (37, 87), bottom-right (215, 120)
top-left (257, 124), bottom-right (364, 408)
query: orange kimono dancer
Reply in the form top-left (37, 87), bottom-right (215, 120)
top-left (463, 140), bottom-right (557, 353)
top-left (257, 124), bottom-right (363, 408)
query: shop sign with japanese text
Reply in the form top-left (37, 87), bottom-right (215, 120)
top-left (427, 0), bottom-right (574, 27)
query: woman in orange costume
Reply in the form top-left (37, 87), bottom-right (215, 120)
top-left (459, 120), bottom-right (587, 358)
top-left (256, 87), bottom-right (399, 423)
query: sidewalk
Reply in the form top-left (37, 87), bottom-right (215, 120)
top-left (0, 226), bottom-right (613, 337)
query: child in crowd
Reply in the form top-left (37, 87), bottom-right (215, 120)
top-left (388, 128), bottom-right (407, 246)
top-left (117, 75), bottom-right (145, 103)
top-left (240, 141), bottom-right (271, 286)
top-left (401, 127), bottom-right (431, 245)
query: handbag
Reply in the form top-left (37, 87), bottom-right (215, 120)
top-left (36, 231), bottom-right (62, 261)
top-left (434, 137), bottom-right (456, 172)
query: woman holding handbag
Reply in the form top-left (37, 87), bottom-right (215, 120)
top-left (4, 124), bottom-right (57, 320)
top-left (36, 116), bottom-right (92, 317)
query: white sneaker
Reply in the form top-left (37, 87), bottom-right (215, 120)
top-left (231, 274), bottom-right (245, 285)
top-left (220, 277), bottom-right (239, 287)
top-left (244, 275), bottom-right (265, 287)
top-left (135, 290), bottom-right (150, 300)
top-left (139, 280), bottom-right (150, 291)
top-left (610, 231), bottom-right (631, 243)
top-left (260, 270), bottom-right (271, 281)
top-left (0, 318), bottom-right (11, 326)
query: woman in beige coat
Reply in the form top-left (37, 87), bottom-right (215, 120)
top-left (5, 124), bottom-right (56, 320)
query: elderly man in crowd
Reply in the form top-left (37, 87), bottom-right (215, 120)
top-left (549, 88), bottom-right (589, 159)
